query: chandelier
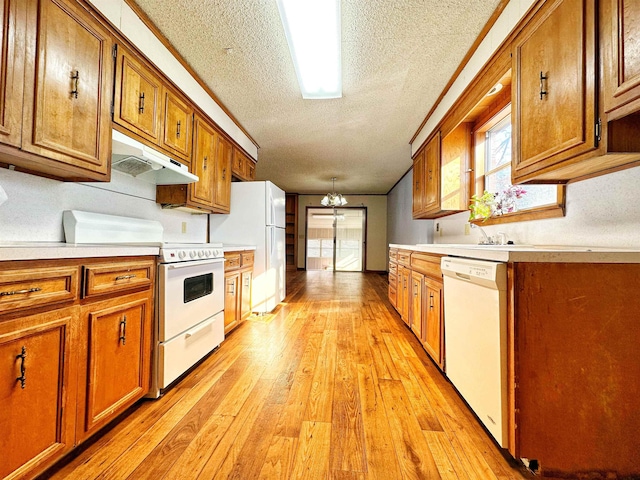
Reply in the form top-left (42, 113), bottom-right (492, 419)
top-left (321, 177), bottom-right (348, 206)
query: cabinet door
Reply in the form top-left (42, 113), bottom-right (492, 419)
top-left (224, 272), bottom-right (240, 334)
top-left (232, 147), bottom-right (246, 179)
top-left (246, 158), bottom-right (256, 180)
top-left (423, 132), bottom-right (440, 212)
top-left (0, 0), bottom-right (25, 147)
top-left (240, 270), bottom-right (252, 320)
top-left (0, 307), bottom-right (77, 480)
top-left (423, 278), bottom-right (443, 368)
top-left (161, 87), bottom-right (193, 162)
top-left (188, 115), bottom-right (216, 209)
top-left (602, 0), bottom-right (640, 116)
top-left (412, 150), bottom-right (425, 218)
top-left (214, 134), bottom-right (233, 212)
top-left (22, 0), bottom-right (113, 177)
top-left (79, 295), bottom-right (151, 439)
top-left (399, 267), bottom-right (410, 326)
top-left (512, 0), bottom-right (597, 182)
top-left (113, 45), bottom-right (161, 143)
top-left (410, 271), bottom-right (423, 339)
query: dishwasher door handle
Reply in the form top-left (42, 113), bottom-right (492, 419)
top-left (455, 272), bottom-right (471, 280)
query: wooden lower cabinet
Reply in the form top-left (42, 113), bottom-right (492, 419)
top-left (76, 291), bottom-right (152, 442)
top-left (223, 250), bottom-right (254, 334)
top-left (0, 256), bottom-right (154, 480)
top-left (423, 277), bottom-right (443, 368)
top-left (398, 266), bottom-right (411, 327)
top-left (0, 307), bottom-right (78, 480)
top-left (410, 271), bottom-right (423, 339)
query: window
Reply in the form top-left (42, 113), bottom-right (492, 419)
top-left (472, 104), bottom-right (564, 224)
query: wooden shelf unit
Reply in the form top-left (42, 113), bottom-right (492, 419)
top-left (285, 194), bottom-right (298, 271)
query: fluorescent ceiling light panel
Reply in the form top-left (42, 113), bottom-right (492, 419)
top-left (277, 0), bottom-right (342, 99)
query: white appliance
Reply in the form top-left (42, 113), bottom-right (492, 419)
top-left (209, 181), bottom-right (286, 313)
top-left (441, 256), bottom-right (508, 447)
top-left (153, 243), bottom-right (225, 396)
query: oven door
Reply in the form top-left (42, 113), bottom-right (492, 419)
top-left (158, 258), bottom-right (224, 341)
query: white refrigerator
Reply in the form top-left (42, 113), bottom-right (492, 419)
top-left (209, 181), bottom-right (286, 313)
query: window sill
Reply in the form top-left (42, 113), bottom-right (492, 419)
top-left (469, 204), bottom-right (565, 226)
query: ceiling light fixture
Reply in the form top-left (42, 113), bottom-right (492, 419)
top-left (276, 0), bottom-right (342, 99)
top-left (321, 177), bottom-right (347, 206)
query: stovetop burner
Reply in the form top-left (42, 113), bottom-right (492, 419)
top-left (159, 243), bottom-right (224, 263)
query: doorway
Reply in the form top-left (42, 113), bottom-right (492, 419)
top-left (305, 207), bottom-right (366, 271)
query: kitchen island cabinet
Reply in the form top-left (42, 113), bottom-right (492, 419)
top-left (0, 255), bottom-right (155, 480)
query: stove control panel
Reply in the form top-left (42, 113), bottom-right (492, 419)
top-left (159, 245), bottom-right (224, 263)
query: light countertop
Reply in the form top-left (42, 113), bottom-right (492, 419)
top-left (390, 243), bottom-right (640, 263)
top-left (0, 242), bottom-right (160, 261)
top-left (221, 244), bottom-right (257, 252)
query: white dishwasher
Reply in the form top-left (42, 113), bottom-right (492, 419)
top-left (441, 256), bottom-right (508, 447)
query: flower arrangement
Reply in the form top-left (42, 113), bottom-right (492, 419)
top-left (469, 185), bottom-right (526, 221)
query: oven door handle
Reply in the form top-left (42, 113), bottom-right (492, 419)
top-left (166, 258), bottom-right (226, 269)
top-left (184, 317), bottom-right (216, 338)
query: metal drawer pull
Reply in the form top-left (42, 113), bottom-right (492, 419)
top-left (70, 70), bottom-right (80, 98)
top-left (203, 156), bottom-right (207, 170)
top-left (429, 292), bottom-right (434, 309)
top-left (539, 71), bottom-right (548, 100)
top-left (119, 316), bottom-right (127, 345)
top-left (115, 274), bottom-right (136, 281)
top-left (176, 120), bottom-right (181, 138)
top-left (139, 92), bottom-right (145, 113)
top-left (0, 287), bottom-right (41, 297)
top-left (16, 346), bottom-right (26, 389)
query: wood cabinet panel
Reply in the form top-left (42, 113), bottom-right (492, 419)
top-left (602, 0), bottom-right (640, 117)
top-left (0, 265), bottom-right (79, 314)
top-left (423, 132), bottom-right (440, 212)
top-left (410, 271), bottom-right (423, 340)
top-left (412, 149), bottom-right (425, 217)
top-left (240, 270), bottom-right (252, 320)
top-left (410, 252), bottom-right (442, 280)
top-left (83, 260), bottom-right (154, 298)
top-left (224, 271), bottom-right (239, 334)
top-left (79, 294), bottom-right (151, 438)
top-left (224, 252), bottom-right (241, 270)
top-left (398, 266), bottom-right (410, 326)
top-left (22, 0), bottom-right (113, 178)
top-left (214, 134), bottom-right (232, 212)
top-left (0, 307), bottom-right (77, 480)
top-left (187, 114), bottom-right (216, 209)
top-left (161, 86), bottom-right (193, 162)
top-left (512, 0), bottom-right (597, 182)
top-left (423, 277), bottom-right (442, 368)
top-left (113, 46), bottom-right (162, 143)
top-left (246, 158), bottom-right (256, 180)
top-left (0, 0), bottom-right (25, 147)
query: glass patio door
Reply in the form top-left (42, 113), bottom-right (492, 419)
top-left (306, 207), bottom-right (365, 272)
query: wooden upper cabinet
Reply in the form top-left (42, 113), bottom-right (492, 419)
top-left (0, 0), bottom-right (25, 148)
top-left (188, 114), bottom-right (216, 210)
top-left (512, 0), bottom-right (597, 183)
top-left (423, 132), bottom-right (440, 213)
top-left (21, 0), bottom-right (113, 179)
top-left (161, 86), bottom-right (193, 163)
top-left (602, 0), bottom-right (640, 118)
top-left (213, 134), bottom-right (232, 212)
top-left (113, 45), bottom-right (162, 144)
top-left (412, 149), bottom-right (425, 218)
top-left (232, 147), bottom-right (246, 178)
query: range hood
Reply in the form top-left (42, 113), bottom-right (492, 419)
top-left (111, 130), bottom-right (198, 185)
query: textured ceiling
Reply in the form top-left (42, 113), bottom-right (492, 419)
top-left (132, 0), bottom-right (502, 194)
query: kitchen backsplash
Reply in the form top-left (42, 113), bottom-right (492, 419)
top-left (0, 168), bottom-right (207, 243)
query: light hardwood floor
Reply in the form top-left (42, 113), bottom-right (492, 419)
top-left (45, 271), bottom-right (531, 479)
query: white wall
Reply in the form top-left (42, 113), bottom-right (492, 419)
top-left (387, 170), bottom-right (433, 246)
top-left (297, 195), bottom-right (387, 271)
top-left (432, 165), bottom-right (640, 248)
top-left (0, 168), bottom-right (207, 243)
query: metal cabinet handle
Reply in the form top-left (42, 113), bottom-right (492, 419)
top-left (203, 156), bottom-right (208, 170)
top-left (16, 346), bottom-right (26, 389)
top-left (115, 274), bottom-right (136, 281)
top-left (176, 120), bottom-right (181, 138)
top-left (244, 277), bottom-right (250, 287)
top-left (0, 287), bottom-right (41, 297)
top-left (70, 70), bottom-right (80, 99)
top-left (539, 71), bottom-right (548, 100)
top-left (222, 168), bottom-right (226, 180)
top-left (119, 316), bottom-right (127, 345)
top-left (429, 292), bottom-right (434, 309)
top-left (139, 92), bottom-right (145, 113)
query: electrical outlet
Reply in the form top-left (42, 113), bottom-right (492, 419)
top-left (181, 222), bottom-right (187, 234)
top-left (464, 223), bottom-right (470, 235)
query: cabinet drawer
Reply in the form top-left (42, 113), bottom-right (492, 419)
top-left (389, 262), bottom-right (397, 275)
top-left (224, 253), bottom-right (241, 270)
top-left (83, 261), bottom-right (154, 298)
top-left (389, 272), bottom-right (397, 289)
top-left (389, 249), bottom-right (398, 261)
top-left (411, 252), bottom-right (443, 279)
top-left (0, 266), bottom-right (79, 314)
top-left (397, 250), bottom-right (411, 267)
top-left (241, 252), bottom-right (254, 268)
